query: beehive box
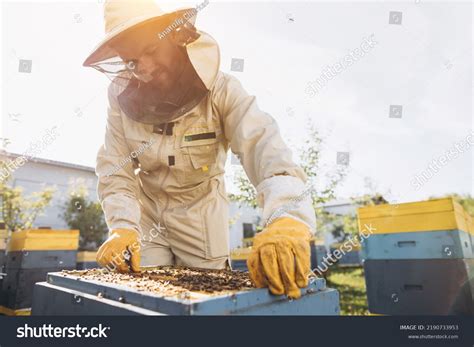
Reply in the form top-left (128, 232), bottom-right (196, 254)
top-left (364, 259), bottom-right (474, 315)
top-left (358, 198), bottom-right (473, 234)
top-left (0, 228), bottom-right (7, 248)
top-left (1, 267), bottom-right (75, 310)
top-left (362, 230), bottom-right (473, 260)
top-left (310, 241), bottom-right (327, 271)
top-left (5, 250), bottom-right (77, 270)
top-left (337, 250), bottom-right (362, 266)
top-left (0, 228), bottom-right (7, 270)
top-left (1, 229), bottom-right (79, 311)
top-left (76, 251), bottom-right (98, 270)
top-left (0, 251), bottom-right (6, 271)
top-left (358, 198), bottom-right (474, 260)
top-left (32, 267), bottom-right (340, 316)
top-left (7, 229), bottom-right (80, 252)
top-left (230, 247), bottom-right (251, 271)
top-left (330, 243), bottom-right (362, 266)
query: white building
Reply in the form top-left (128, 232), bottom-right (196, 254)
top-left (0, 151), bottom-right (97, 230)
top-left (319, 199), bottom-right (359, 249)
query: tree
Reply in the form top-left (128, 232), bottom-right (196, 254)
top-left (454, 194), bottom-right (474, 215)
top-left (229, 120), bottom-right (348, 237)
top-left (61, 186), bottom-right (108, 251)
top-left (0, 159), bottom-right (54, 233)
top-left (228, 172), bottom-right (258, 209)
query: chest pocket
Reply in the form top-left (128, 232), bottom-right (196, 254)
top-left (122, 121), bottom-right (159, 172)
top-left (175, 126), bottom-right (219, 186)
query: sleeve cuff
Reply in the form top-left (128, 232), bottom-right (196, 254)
top-left (256, 175), bottom-right (316, 232)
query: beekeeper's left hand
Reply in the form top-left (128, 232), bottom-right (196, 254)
top-left (247, 217), bottom-right (311, 299)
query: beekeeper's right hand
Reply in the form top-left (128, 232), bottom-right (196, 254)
top-left (96, 228), bottom-right (141, 273)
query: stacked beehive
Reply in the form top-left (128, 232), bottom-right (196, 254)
top-left (0, 222), bottom-right (7, 298)
top-left (310, 238), bottom-right (328, 271)
top-left (329, 241), bottom-right (362, 266)
top-left (76, 251), bottom-right (98, 270)
top-left (358, 198), bottom-right (474, 315)
top-left (230, 247), bottom-right (251, 271)
top-left (0, 222), bottom-right (7, 272)
top-left (0, 229), bottom-right (79, 315)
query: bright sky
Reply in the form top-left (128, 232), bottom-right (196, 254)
top-left (1, 0), bottom-right (473, 203)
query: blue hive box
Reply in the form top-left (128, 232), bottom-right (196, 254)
top-left (362, 229), bottom-right (473, 260)
top-left (364, 259), bottom-right (474, 315)
top-left (32, 269), bottom-right (340, 316)
top-left (310, 242), bottom-right (327, 270)
top-left (330, 243), bottom-right (362, 266)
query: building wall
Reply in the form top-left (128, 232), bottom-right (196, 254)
top-left (4, 159), bottom-right (97, 229)
top-left (322, 202), bottom-right (358, 216)
top-left (228, 203), bottom-right (260, 249)
top-left (320, 201), bottom-right (359, 249)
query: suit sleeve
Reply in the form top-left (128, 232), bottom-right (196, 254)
top-left (95, 82), bottom-right (142, 235)
top-left (213, 73), bottom-right (316, 231)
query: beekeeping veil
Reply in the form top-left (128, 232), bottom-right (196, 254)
top-left (83, 0), bottom-right (219, 124)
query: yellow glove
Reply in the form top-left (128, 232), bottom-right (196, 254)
top-left (247, 217), bottom-right (311, 299)
top-left (96, 228), bottom-right (141, 273)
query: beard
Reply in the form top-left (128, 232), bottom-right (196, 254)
top-left (132, 61), bottom-right (167, 84)
top-left (116, 49), bottom-right (206, 125)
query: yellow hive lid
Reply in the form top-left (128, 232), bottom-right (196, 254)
top-left (8, 229), bottom-right (80, 252)
top-left (357, 198), bottom-right (455, 219)
top-left (462, 209), bottom-right (474, 235)
top-left (357, 198), bottom-right (473, 235)
top-left (231, 247), bottom-right (252, 261)
top-left (311, 237), bottom-right (325, 246)
top-left (76, 251), bottom-right (97, 262)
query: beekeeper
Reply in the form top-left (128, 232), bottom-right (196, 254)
top-left (85, 0), bottom-right (316, 299)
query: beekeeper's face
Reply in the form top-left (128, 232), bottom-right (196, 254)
top-left (113, 25), bottom-right (184, 90)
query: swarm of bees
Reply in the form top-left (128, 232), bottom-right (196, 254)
top-left (63, 266), bottom-right (255, 298)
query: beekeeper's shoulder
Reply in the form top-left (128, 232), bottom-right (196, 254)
top-left (210, 71), bottom-right (245, 102)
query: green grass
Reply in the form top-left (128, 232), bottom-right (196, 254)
top-left (326, 266), bottom-right (369, 316)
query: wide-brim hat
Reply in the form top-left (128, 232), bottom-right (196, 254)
top-left (83, 0), bottom-right (198, 67)
top-left (84, 0), bottom-right (220, 91)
